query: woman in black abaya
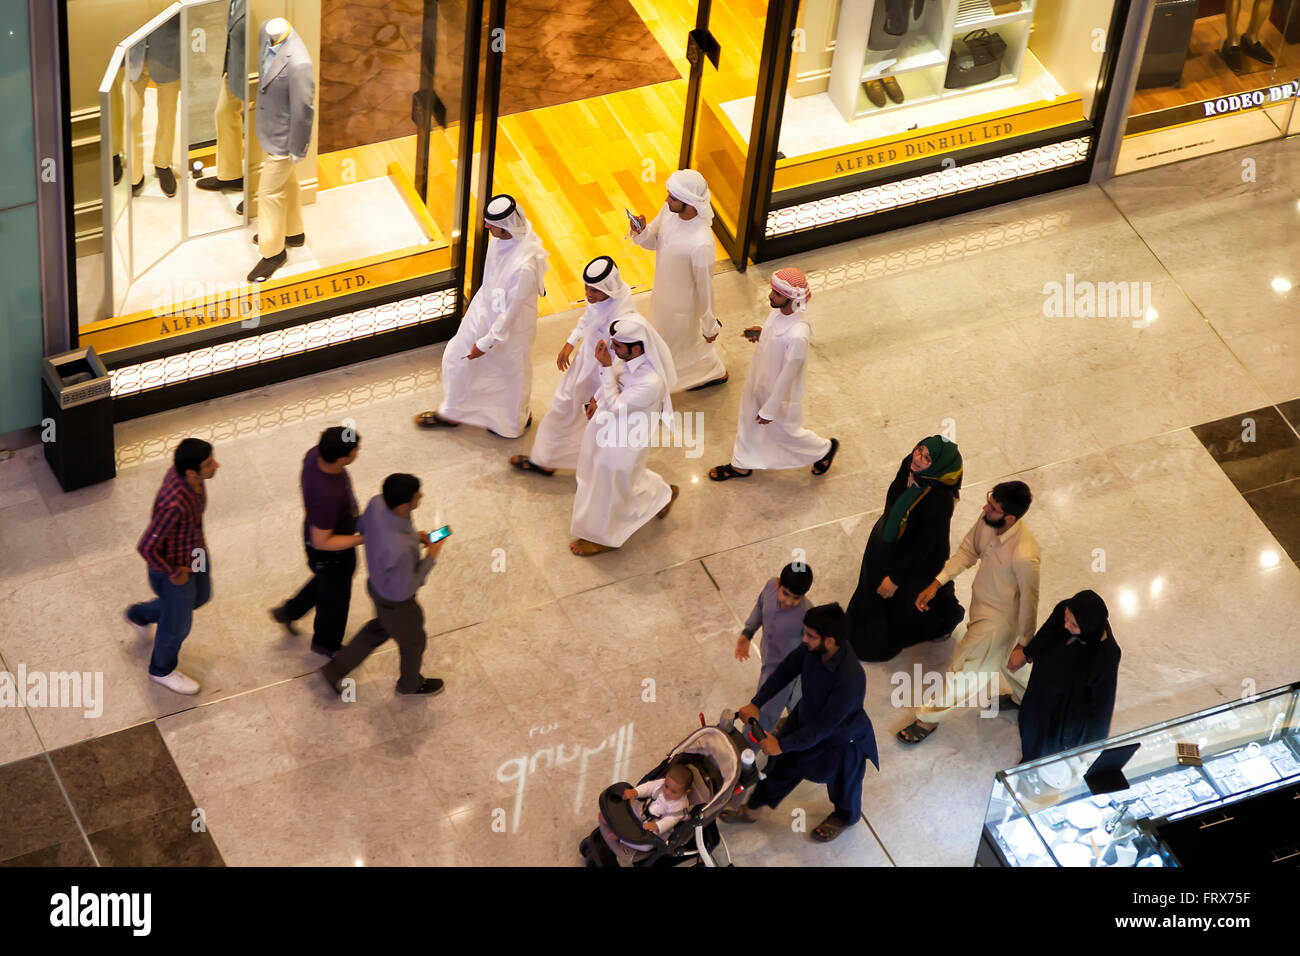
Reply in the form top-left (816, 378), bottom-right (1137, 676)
top-left (1015, 589), bottom-right (1121, 762)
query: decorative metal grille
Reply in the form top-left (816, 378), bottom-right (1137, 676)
top-left (766, 137), bottom-right (1091, 239)
top-left (109, 287), bottom-right (458, 398)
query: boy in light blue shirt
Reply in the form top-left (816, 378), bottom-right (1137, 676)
top-left (735, 562), bottom-right (813, 732)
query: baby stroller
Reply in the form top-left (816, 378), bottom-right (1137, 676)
top-left (578, 710), bottom-right (769, 867)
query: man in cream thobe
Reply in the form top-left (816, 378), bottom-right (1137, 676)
top-left (630, 168), bottom-right (727, 391)
top-left (709, 267), bottom-right (838, 481)
top-left (416, 195), bottom-right (548, 438)
top-left (900, 481), bottom-right (1040, 741)
top-left (569, 316), bottom-right (680, 555)
top-left (511, 255), bottom-right (640, 475)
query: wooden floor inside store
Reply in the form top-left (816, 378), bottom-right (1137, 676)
top-left (1130, 17), bottom-right (1299, 115)
top-left (316, 0), bottom-right (769, 315)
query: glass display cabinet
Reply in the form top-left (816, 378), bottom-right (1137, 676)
top-left (977, 682), bottom-right (1300, 867)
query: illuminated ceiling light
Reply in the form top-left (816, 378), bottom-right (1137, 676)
top-left (1149, 576), bottom-right (1164, 598)
top-left (354, 858), bottom-right (364, 866)
top-left (1118, 588), bottom-right (1138, 614)
top-left (1142, 307), bottom-right (1158, 323)
top-left (1271, 277), bottom-right (1292, 293)
top-left (1260, 550), bottom-right (1280, 569)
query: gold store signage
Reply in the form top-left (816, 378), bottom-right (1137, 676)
top-left (80, 245), bottom-right (450, 354)
top-left (774, 96), bottom-right (1085, 191)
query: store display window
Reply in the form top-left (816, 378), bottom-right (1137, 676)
top-left (692, 1), bottom-right (1122, 246)
top-left (66, 0), bottom-right (470, 366)
top-left (1117, 0), bottom-right (1300, 174)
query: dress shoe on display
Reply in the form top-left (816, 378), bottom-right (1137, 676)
top-left (863, 79), bottom-right (888, 108)
top-left (196, 175), bottom-right (244, 192)
top-left (882, 76), bottom-right (905, 104)
top-left (112, 154), bottom-right (123, 185)
top-left (247, 249), bottom-right (288, 282)
top-left (1220, 41), bottom-right (1244, 74)
top-left (1241, 38), bottom-right (1275, 65)
top-left (150, 669), bottom-right (200, 695)
top-left (252, 232), bottom-right (304, 247)
top-left (156, 166), bottom-right (177, 197)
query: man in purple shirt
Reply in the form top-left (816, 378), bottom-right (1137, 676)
top-left (270, 426), bottom-right (363, 655)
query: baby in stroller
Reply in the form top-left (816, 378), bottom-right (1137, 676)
top-left (622, 764), bottom-right (693, 837)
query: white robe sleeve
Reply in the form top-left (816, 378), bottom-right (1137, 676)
top-left (594, 362), bottom-right (662, 416)
top-left (757, 335), bottom-right (807, 422)
top-left (474, 261), bottom-right (537, 353)
top-left (631, 211), bottom-right (664, 251)
top-left (691, 241), bottom-right (720, 338)
top-left (936, 519), bottom-right (981, 587)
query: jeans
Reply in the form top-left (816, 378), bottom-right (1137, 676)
top-left (129, 567), bottom-right (212, 676)
top-left (282, 546), bottom-right (357, 651)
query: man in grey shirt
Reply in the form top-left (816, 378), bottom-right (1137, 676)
top-left (322, 473), bottom-right (445, 696)
top-left (735, 562), bottom-right (813, 731)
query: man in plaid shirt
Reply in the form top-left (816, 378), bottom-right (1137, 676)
top-left (125, 438), bottom-right (220, 695)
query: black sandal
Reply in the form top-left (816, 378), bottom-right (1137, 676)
top-left (811, 437), bottom-right (839, 476)
top-left (414, 410), bottom-right (458, 428)
top-left (708, 464), bottom-right (752, 482)
top-left (510, 455), bottom-right (554, 475)
top-left (896, 720), bottom-right (937, 745)
top-left (487, 412), bottom-right (533, 439)
top-left (811, 813), bottom-right (851, 842)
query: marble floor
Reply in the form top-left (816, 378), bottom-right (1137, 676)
top-left (2, 136), bottom-right (1298, 866)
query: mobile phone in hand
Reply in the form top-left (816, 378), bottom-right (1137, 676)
top-left (426, 525), bottom-right (452, 544)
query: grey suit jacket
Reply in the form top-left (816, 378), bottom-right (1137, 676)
top-left (222, 0), bottom-right (247, 100)
top-left (255, 23), bottom-right (315, 159)
top-left (127, 16), bottom-right (181, 85)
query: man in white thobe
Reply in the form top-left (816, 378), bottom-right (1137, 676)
top-left (510, 255), bottom-right (640, 475)
top-left (629, 168), bottom-right (727, 391)
top-left (569, 316), bottom-right (680, 556)
top-left (709, 267), bottom-right (839, 482)
top-left (415, 194), bottom-right (548, 438)
top-left (898, 481), bottom-right (1041, 744)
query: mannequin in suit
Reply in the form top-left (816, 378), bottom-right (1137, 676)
top-left (126, 16), bottom-right (182, 197)
top-left (248, 17), bottom-right (316, 282)
top-left (198, 0), bottom-right (247, 193)
top-left (1221, 0), bottom-right (1276, 73)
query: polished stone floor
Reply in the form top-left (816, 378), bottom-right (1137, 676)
top-left (1, 136), bottom-right (1297, 866)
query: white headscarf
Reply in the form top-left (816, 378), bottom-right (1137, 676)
top-left (582, 255), bottom-right (633, 316)
top-left (610, 314), bottom-right (677, 428)
top-left (666, 169), bottom-right (713, 226)
top-left (484, 194), bottom-right (547, 296)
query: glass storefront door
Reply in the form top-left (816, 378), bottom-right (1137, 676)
top-left (67, 0), bottom-right (481, 383)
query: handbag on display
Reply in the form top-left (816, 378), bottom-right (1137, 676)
top-left (944, 29), bottom-right (1008, 88)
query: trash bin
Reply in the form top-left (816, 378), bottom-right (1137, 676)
top-left (41, 347), bottom-right (116, 492)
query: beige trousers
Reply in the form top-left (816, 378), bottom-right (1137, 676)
top-left (257, 154), bottom-right (303, 258)
top-left (916, 613), bottom-right (1030, 723)
top-left (214, 81), bottom-right (245, 182)
top-left (129, 65), bottom-right (179, 178)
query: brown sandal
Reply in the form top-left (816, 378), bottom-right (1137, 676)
top-left (811, 812), bottom-right (851, 842)
top-left (415, 410), bottom-right (458, 428)
top-left (657, 484), bottom-right (680, 519)
top-left (570, 538), bottom-right (615, 557)
top-left (510, 454), bottom-right (554, 475)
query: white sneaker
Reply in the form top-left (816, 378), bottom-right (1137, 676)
top-left (124, 610), bottom-right (151, 640)
top-left (149, 669), bottom-right (200, 695)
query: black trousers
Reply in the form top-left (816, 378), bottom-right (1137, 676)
top-left (322, 581), bottom-right (427, 693)
top-left (283, 545), bottom-right (357, 651)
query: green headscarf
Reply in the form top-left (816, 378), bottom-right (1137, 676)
top-left (881, 436), bottom-right (963, 542)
